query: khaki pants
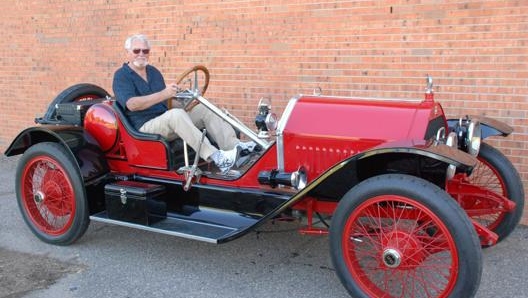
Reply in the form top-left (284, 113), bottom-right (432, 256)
top-left (139, 105), bottom-right (238, 160)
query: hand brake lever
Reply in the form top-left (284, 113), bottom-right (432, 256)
top-left (178, 129), bottom-right (206, 191)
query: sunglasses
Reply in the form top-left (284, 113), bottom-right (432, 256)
top-left (131, 48), bottom-right (150, 55)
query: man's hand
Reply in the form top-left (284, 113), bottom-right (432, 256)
top-left (127, 84), bottom-right (181, 112)
top-left (165, 83), bottom-right (181, 98)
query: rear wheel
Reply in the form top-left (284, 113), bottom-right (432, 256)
top-left (15, 142), bottom-right (89, 245)
top-left (466, 142), bottom-right (525, 243)
top-left (330, 174), bottom-right (482, 298)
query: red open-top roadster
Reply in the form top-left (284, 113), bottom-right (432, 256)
top-left (5, 66), bottom-right (524, 297)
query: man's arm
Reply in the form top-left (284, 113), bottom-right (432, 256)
top-left (125, 87), bottom-right (175, 111)
top-left (112, 68), bottom-right (179, 111)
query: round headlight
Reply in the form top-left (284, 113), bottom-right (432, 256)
top-left (467, 121), bottom-right (481, 156)
top-left (265, 112), bottom-right (278, 132)
top-left (446, 131), bottom-right (458, 148)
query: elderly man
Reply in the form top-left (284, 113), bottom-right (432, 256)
top-left (113, 34), bottom-right (254, 173)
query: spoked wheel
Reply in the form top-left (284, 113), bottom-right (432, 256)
top-left (15, 142), bottom-right (89, 245)
top-left (330, 174), bottom-right (482, 298)
top-left (465, 142), bottom-right (524, 244)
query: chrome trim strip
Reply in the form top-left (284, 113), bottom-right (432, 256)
top-left (310, 94), bottom-right (423, 103)
top-left (90, 215), bottom-right (221, 244)
top-left (276, 95), bottom-right (301, 170)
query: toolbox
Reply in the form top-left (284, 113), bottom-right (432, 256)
top-left (105, 180), bottom-right (167, 225)
top-left (55, 99), bottom-right (104, 125)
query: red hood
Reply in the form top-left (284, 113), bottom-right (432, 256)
top-left (283, 95), bottom-right (445, 142)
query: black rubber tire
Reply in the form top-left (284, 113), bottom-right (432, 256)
top-left (43, 83), bottom-right (110, 121)
top-left (330, 174), bottom-right (482, 298)
top-left (15, 142), bottom-right (90, 245)
top-left (470, 142), bottom-right (525, 243)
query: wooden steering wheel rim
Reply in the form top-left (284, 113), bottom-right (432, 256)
top-left (168, 65), bottom-right (210, 110)
top-left (176, 65), bottom-right (210, 93)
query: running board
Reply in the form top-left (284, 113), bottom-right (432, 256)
top-left (90, 211), bottom-right (249, 244)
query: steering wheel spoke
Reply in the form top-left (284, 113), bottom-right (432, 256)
top-left (167, 65), bottom-right (210, 110)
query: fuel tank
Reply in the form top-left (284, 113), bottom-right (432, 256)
top-left (84, 102), bottom-right (119, 152)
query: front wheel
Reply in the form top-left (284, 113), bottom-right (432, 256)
top-left (467, 142), bottom-right (525, 243)
top-left (330, 174), bottom-right (482, 298)
top-left (15, 142), bottom-right (89, 245)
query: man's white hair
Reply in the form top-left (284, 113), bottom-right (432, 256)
top-left (124, 34), bottom-right (151, 50)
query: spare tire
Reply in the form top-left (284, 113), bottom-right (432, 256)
top-left (40, 83), bottom-right (111, 123)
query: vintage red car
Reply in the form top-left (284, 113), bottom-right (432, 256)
top-left (4, 66), bottom-right (524, 297)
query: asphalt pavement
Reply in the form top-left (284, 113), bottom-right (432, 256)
top-left (1, 154), bottom-right (527, 298)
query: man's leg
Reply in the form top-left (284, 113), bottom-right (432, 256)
top-left (188, 104), bottom-right (239, 150)
top-left (140, 109), bottom-right (217, 160)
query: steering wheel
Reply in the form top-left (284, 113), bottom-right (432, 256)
top-left (168, 65), bottom-right (210, 111)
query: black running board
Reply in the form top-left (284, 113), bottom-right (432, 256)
top-left (90, 211), bottom-right (256, 244)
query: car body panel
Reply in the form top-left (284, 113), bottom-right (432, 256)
top-left (276, 95), bottom-right (448, 182)
top-left (5, 126), bottom-right (109, 184)
top-left (448, 115), bottom-right (513, 139)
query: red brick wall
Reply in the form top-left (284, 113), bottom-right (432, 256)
top-left (1, 0), bottom-right (527, 223)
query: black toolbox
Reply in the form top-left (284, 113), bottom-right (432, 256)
top-left (55, 99), bottom-right (104, 125)
top-left (105, 180), bottom-right (167, 225)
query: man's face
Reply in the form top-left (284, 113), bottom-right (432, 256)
top-left (127, 40), bottom-right (150, 69)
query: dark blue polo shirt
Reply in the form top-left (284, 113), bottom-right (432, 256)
top-left (112, 63), bottom-right (168, 130)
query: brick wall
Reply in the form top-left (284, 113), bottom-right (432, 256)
top-left (1, 0), bottom-right (527, 223)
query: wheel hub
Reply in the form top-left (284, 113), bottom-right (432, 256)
top-left (382, 248), bottom-right (401, 268)
top-left (381, 230), bottom-right (427, 269)
top-left (33, 191), bottom-right (45, 203)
